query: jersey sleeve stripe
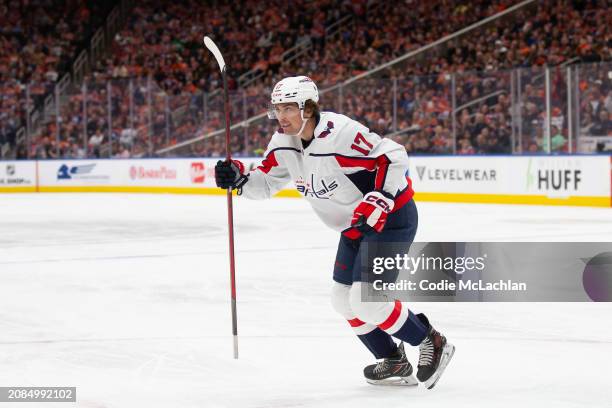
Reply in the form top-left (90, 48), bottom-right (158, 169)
top-left (374, 154), bottom-right (391, 190)
top-left (332, 155), bottom-right (377, 171)
top-left (391, 177), bottom-right (414, 212)
top-left (315, 153), bottom-right (392, 194)
top-left (348, 317), bottom-right (366, 327)
top-left (257, 147), bottom-right (301, 174)
top-left (258, 151), bottom-right (279, 174)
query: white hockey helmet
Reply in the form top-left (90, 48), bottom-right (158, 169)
top-left (268, 76), bottom-right (319, 119)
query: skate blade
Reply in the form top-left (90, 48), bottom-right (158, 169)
top-left (367, 375), bottom-right (418, 386)
top-left (424, 343), bottom-right (455, 390)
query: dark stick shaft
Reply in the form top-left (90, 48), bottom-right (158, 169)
top-left (222, 70), bottom-right (239, 359)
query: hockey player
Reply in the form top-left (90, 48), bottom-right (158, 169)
top-left (215, 76), bottom-right (454, 388)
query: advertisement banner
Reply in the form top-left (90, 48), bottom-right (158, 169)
top-left (37, 159), bottom-right (267, 193)
top-left (0, 161), bottom-right (36, 192)
top-left (39, 160), bottom-right (113, 187)
top-left (519, 156), bottom-right (609, 198)
top-left (8, 156), bottom-right (612, 207)
top-left (408, 156), bottom-right (506, 194)
top-left (578, 136), bottom-right (612, 153)
top-left (409, 156), bottom-right (611, 206)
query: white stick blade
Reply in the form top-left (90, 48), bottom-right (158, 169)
top-left (203, 36), bottom-right (226, 73)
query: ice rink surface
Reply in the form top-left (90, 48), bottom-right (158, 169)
top-left (1, 193), bottom-right (611, 408)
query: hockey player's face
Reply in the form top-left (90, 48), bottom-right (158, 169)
top-left (274, 103), bottom-right (302, 134)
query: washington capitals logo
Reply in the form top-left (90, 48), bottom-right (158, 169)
top-left (317, 121), bottom-right (334, 138)
top-left (295, 174), bottom-right (338, 199)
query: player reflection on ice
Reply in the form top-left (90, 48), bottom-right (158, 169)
top-left (215, 76), bottom-right (455, 388)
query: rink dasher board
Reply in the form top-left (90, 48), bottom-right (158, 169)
top-left (0, 156), bottom-right (610, 207)
top-left (407, 155), bottom-right (612, 207)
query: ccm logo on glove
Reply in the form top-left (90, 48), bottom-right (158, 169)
top-left (364, 193), bottom-right (393, 213)
top-left (343, 191), bottom-right (395, 239)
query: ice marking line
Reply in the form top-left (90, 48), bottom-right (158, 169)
top-left (0, 246), bottom-right (331, 265)
top-left (0, 335), bottom-right (355, 345)
top-left (1, 335), bottom-right (610, 346)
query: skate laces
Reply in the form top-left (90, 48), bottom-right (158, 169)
top-left (373, 359), bottom-right (389, 374)
top-left (418, 337), bottom-right (434, 366)
top-left (374, 345), bottom-right (405, 374)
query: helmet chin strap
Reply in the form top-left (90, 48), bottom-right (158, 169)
top-left (284, 109), bottom-right (309, 137)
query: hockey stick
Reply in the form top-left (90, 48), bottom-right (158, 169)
top-left (203, 35), bottom-right (239, 359)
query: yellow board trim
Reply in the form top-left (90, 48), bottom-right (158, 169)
top-left (414, 192), bottom-right (610, 207)
top-left (13, 186), bottom-right (611, 207)
top-left (273, 189), bottom-right (302, 198)
top-left (0, 186), bottom-right (37, 193)
top-left (37, 185), bottom-right (302, 197)
top-left (39, 186), bottom-right (227, 195)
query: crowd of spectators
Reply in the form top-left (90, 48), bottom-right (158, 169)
top-left (2, 0), bottom-right (611, 159)
top-left (131, 0), bottom-right (612, 157)
top-left (324, 0), bottom-right (611, 156)
top-left (579, 65), bottom-right (612, 140)
top-left (17, 0), bottom-right (360, 158)
top-left (0, 0), bottom-right (118, 157)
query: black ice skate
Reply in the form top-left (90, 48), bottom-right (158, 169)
top-left (363, 342), bottom-right (418, 386)
top-left (416, 314), bottom-right (455, 389)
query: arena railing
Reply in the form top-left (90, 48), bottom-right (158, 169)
top-left (3, 61), bottom-right (609, 160)
top-left (153, 61), bottom-right (610, 157)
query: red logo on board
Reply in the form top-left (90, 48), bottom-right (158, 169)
top-left (190, 162), bottom-right (205, 183)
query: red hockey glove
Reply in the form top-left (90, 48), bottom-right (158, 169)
top-left (343, 191), bottom-right (395, 239)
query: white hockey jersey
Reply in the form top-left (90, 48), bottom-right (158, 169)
top-left (240, 111), bottom-right (414, 232)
